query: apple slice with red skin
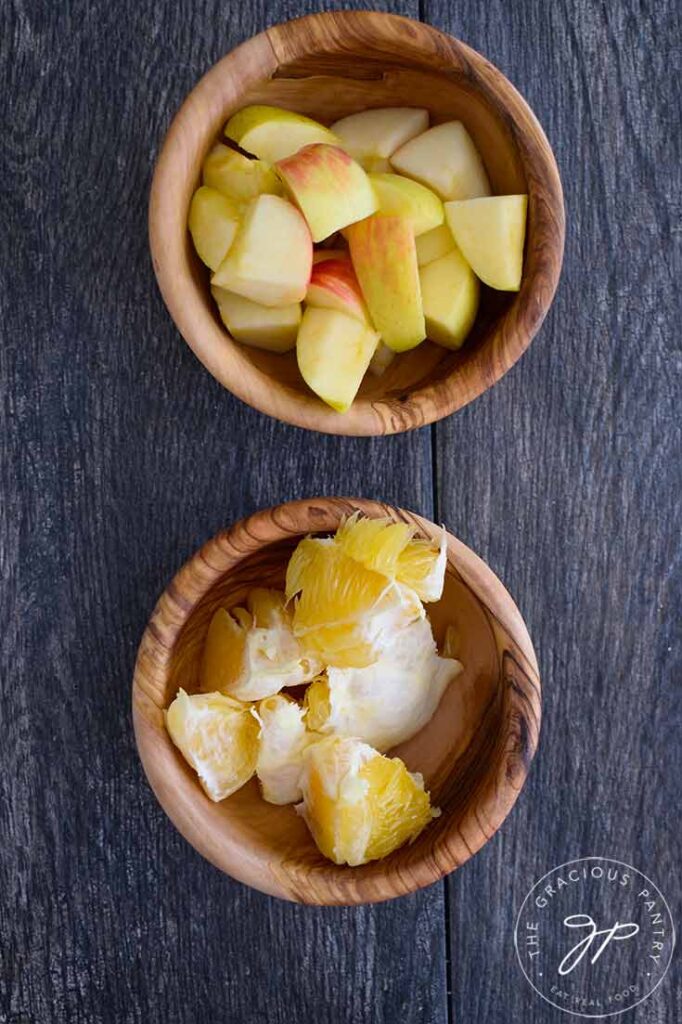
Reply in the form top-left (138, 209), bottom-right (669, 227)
top-left (275, 144), bottom-right (378, 243)
top-left (306, 258), bottom-right (369, 324)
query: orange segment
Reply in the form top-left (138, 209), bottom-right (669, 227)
top-left (201, 591), bottom-right (321, 701)
top-left (299, 736), bottom-right (437, 865)
top-left (285, 536), bottom-right (423, 667)
top-left (335, 512), bottom-right (447, 602)
top-left (255, 693), bottom-right (314, 805)
top-left (165, 689), bottom-right (258, 802)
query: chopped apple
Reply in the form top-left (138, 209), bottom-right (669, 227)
top-left (188, 186), bottom-right (241, 271)
top-left (306, 258), bottom-right (369, 323)
top-left (420, 249), bottom-right (479, 349)
top-left (415, 224), bottom-right (456, 266)
top-left (445, 195), bottom-right (528, 290)
top-left (211, 286), bottom-right (300, 353)
top-left (313, 248), bottom-right (348, 264)
top-left (369, 173), bottom-right (444, 236)
top-left (224, 105), bottom-right (338, 163)
top-left (202, 143), bottom-right (282, 201)
top-left (275, 144), bottom-right (378, 243)
top-left (391, 121), bottom-right (491, 201)
top-left (346, 215), bottom-right (426, 352)
top-left (368, 342), bottom-right (396, 377)
top-left (212, 194), bottom-right (312, 306)
top-left (330, 107), bottom-right (429, 171)
top-left (297, 307), bottom-right (379, 412)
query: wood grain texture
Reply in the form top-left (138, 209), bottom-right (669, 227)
top-left (0, 1), bottom-right (448, 1022)
top-left (425, 0), bottom-right (682, 1021)
top-left (149, 9), bottom-right (564, 434)
top-left (132, 498), bottom-right (540, 904)
top-left (0, 0), bottom-right (679, 1021)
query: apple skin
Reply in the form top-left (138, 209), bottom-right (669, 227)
top-left (275, 144), bottom-right (378, 243)
top-left (391, 121), bottom-right (491, 201)
top-left (306, 259), bottom-right (369, 323)
top-left (212, 194), bottom-right (313, 307)
top-left (224, 105), bottom-right (338, 163)
top-left (202, 143), bottom-right (282, 201)
top-left (296, 307), bottom-right (379, 412)
top-left (188, 186), bottom-right (241, 271)
top-left (369, 173), bottom-right (444, 236)
top-left (330, 107), bottom-right (429, 171)
top-left (420, 249), bottom-right (480, 349)
top-left (211, 286), bottom-right (300, 353)
top-left (346, 214), bottom-right (426, 352)
top-left (445, 195), bottom-right (528, 291)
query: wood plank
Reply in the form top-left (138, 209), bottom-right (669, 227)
top-left (0, 1), bottom-right (448, 1022)
top-left (424, 0), bottom-right (681, 1020)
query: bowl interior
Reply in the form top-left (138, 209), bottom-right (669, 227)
top-left (184, 51), bottom-right (528, 409)
top-left (139, 513), bottom-right (537, 904)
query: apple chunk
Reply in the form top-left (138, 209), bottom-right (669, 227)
top-left (416, 224), bottom-right (456, 266)
top-left (331, 108), bottom-right (429, 171)
top-left (369, 173), bottom-right (444, 236)
top-left (313, 248), bottom-right (349, 264)
top-left (212, 194), bottom-right (312, 306)
top-left (306, 258), bottom-right (369, 323)
top-left (188, 186), bottom-right (241, 271)
top-left (276, 144), bottom-right (378, 243)
top-left (391, 121), bottom-right (491, 201)
top-left (368, 342), bottom-right (396, 377)
top-left (346, 215), bottom-right (426, 352)
top-left (445, 195), bottom-right (528, 290)
top-left (224, 105), bottom-right (338, 163)
top-left (297, 307), bottom-right (379, 412)
top-left (211, 286), bottom-right (300, 353)
top-left (202, 143), bottom-right (281, 201)
top-left (420, 249), bottom-right (480, 349)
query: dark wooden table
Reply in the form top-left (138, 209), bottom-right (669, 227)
top-left (2, 1), bottom-right (680, 1021)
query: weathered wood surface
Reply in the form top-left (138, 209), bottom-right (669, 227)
top-left (426, 1), bottom-right (681, 1021)
top-left (0, 1), bottom-right (679, 1023)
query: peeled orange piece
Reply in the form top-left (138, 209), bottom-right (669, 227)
top-left (285, 537), bottom-right (423, 668)
top-left (201, 589), bottom-right (320, 701)
top-left (255, 693), bottom-right (315, 805)
top-left (165, 689), bottom-right (259, 802)
top-left (304, 618), bottom-right (462, 751)
top-left (298, 736), bottom-right (437, 865)
top-left (335, 513), bottom-right (447, 602)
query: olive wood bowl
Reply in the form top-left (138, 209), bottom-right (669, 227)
top-left (149, 10), bottom-right (564, 435)
top-left (132, 498), bottom-right (541, 904)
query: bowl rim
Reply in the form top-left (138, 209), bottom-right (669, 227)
top-left (148, 10), bottom-right (565, 436)
top-left (132, 497), bottom-right (542, 904)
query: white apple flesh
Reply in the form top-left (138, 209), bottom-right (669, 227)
top-left (415, 224), bottom-right (457, 266)
top-left (212, 194), bottom-right (312, 306)
top-left (445, 195), bottom-right (528, 290)
top-left (391, 121), bottom-right (491, 201)
top-left (420, 249), bottom-right (480, 349)
top-left (296, 307), bottom-right (379, 412)
top-left (330, 107), bottom-right (429, 171)
top-left (211, 286), bottom-right (300, 353)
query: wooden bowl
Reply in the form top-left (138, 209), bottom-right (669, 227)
top-left (149, 11), bottom-right (564, 436)
top-left (132, 498), bottom-right (541, 905)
